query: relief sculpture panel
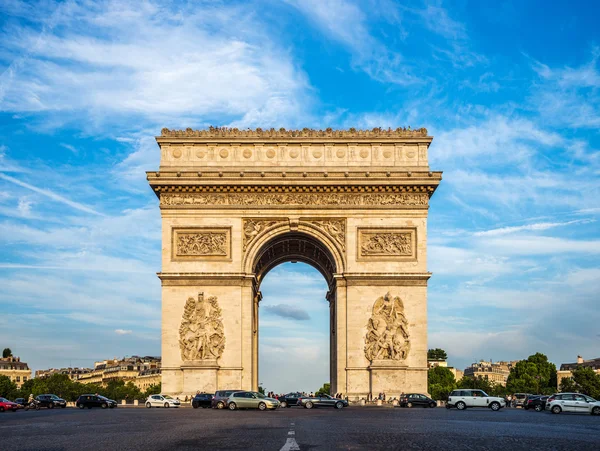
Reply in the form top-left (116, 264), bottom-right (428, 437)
top-left (172, 228), bottom-right (231, 260)
top-left (243, 219), bottom-right (286, 251)
top-left (358, 228), bottom-right (416, 260)
top-left (308, 219), bottom-right (346, 251)
top-left (364, 292), bottom-right (410, 362)
top-left (179, 292), bottom-right (225, 361)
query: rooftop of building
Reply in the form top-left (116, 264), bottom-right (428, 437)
top-left (560, 356), bottom-right (600, 371)
top-left (0, 356), bottom-right (30, 370)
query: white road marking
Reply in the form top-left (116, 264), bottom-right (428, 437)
top-left (288, 431), bottom-right (295, 435)
top-left (280, 422), bottom-right (299, 451)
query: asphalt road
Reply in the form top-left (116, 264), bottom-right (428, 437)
top-left (1, 406), bottom-right (599, 451)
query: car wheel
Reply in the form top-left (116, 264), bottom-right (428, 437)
top-left (305, 401), bottom-right (314, 409)
top-left (456, 401), bottom-right (466, 411)
top-left (228, 402), bottom-right (237, 411)
top-left (335, 401), bottom-right (344, 409)
top-left (407, 402), bottom-right (413, 408)
top-left (592, 406), bottom-right (600, 416)
top-left (430, 402), bottom-right (436, 408)
top-left (78, 404), bottom-right (85, 410)
top-left (0, 406), bottom-right (5, 412)
top-left (551, 405), bottom-right (561, 414)
top-left (202, 405), bottom-right (208, 409)
top-left (164, 402), bottom-right (169, 408)
top-left (48, 403), bottom-right (54, 409)
top-left (490, 402), bottom-right (500, 411)
top-left (217, 401), bottom-right (225, 409)
top-left (534, 404), bottom-right (543, 412)
top-left (258, 402), bottom-right (267, 411)
top-left (87, 406), bottom-right (92, 409)
top-left (101, 403), bottom-right (108, 409)
top-left (12, 408), bottom-right (17, 412)
top-left (146, 402), bottom-right (152, 408)
top-left (445, 404), bottom-right (451, 409)
top-left (192, 403), bottom-right (198, 409)
top-left (280, 401), bottom-right (287, 408)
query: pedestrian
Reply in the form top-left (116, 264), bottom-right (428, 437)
top-left (184, 395), bottom-right (188, 403)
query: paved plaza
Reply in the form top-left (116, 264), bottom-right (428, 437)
top-left (2, 407), bottom-right (599, 450)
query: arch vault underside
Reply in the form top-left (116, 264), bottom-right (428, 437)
top-left (149, 127), bottom-right (441, 399)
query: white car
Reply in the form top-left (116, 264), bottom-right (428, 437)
top-left (546, 393), bottom-right (600, 415)
top-left (145, 394), bottom-right (181, 408)
top-left (447, 389), bottom-right (506, 411)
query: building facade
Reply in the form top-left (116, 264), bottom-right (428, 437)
top-left (557, 355), bottom-right (600, 388)
top-left (463, 360), bottom-right (518, 386)
top-left (427, 359), bottom-right (463, 381)
top-left (35, 367), bottom-right (92, 381)
top-left (0, 356), bottom-right (31, 388)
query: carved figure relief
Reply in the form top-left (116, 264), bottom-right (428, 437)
top-left (161, 126), bottom-right (428, 138)
top-left (172, 228), bottom-right (231, 260)
top-left (161, 192), bottom-right (429, 208)
top-left (179, 293), bottom-right (225, 361)
top-left (243, 219), bottom-right (284, 251)
top-left (364, 292), bottom-right (410, 362)
top-left (310, 219), bottom-right (346, 251)
top-left (358, 228), bottom-right (416, 260)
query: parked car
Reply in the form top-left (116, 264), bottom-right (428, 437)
top-left (399, 393), bottom-right (437, 408)
top-left (212, 390), bottom-right (242, 409)
top-left (546, 393), bottom-right (600, 415)
top-left (524, 395), bottom-right (548, 412)
top-left (298, 394), bottom-right (348, 409)
top-left (145, 394), bottom-right (180, 408)
top-left (278, 392), bottom-right (302, 408)
top-left (446, 389), bottom-right (505, 411)
top-left (511, 393), bottom-right (531, 408)
top-left (192, 393), bottom-right (214, 409)
top-left (76, 394), bottom-right (117, 409)
top-left (13, 398), bottom-right (26, 408)
top-left (36, 394), bottom-right (67, 409)
top-left (226, 391), bottom-right (280, 411)
top-left (0, 397), bottom-right (19, 412)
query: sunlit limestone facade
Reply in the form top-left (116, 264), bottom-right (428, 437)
top-left (148, 127), bottom-right (442, 400)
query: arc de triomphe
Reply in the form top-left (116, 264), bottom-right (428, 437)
top-left (147, 127), bottom-right (441, 399)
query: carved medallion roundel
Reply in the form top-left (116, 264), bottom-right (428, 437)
top-left (336, 149), bottom-right (346, 158)
top-left (312, 149), bottom-right (323, 158)
top-left (289, 149), bottom-right (299, 158)
top-left (360, 149), bottom-right (369, 159)
top-left (196, 150), bottom-right (206, 158)
top-left (266, 148), bottom-right (276, 159)
top-left (219, 148), bottom-right (229, 158)
top-left (172, 148), bottom-right (182, 158)
top-left (243, 148), bottom-right (253, 159)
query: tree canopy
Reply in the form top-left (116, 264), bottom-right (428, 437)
top-left (315, 382), bottom-right (331, 396)
top-left (427, 366), bottom-right (456, 400)
top-left (506, 352), bottom-right (557, 395)
top-left (2, 348), bottom-right (13, 358)
top-left (427, 348), bottom-right (448, 361)
top-left (559, 367), bottom-right (600, 399)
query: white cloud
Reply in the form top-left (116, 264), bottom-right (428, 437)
top-left (473, 219), bottom-right (593, 237)
top-left (115, 329), bottom-right (132, 335)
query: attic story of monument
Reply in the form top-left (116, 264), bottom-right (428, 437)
top-left (147, 127), bottom-right (442, 399)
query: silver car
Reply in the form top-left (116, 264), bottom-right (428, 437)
top-left (226, 391), bottom-right (279, 410)
top-left (145, 394), bottom-right (181, 408)
top-left (298, 394), bottom-right (348, 409)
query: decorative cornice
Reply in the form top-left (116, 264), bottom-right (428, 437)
top-left (160, 126), bottom-right (428, 139)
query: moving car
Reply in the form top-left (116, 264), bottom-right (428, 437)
top-left (192, 393), bottom-right (214, 409)
top-left (546, 393), bottom-right (600, 415)
top-left (524, 395), bottom-right (548, 412)
top-left (399, 393), bottom-right (437, 408)
top-left (145, 394), bottom-right (181, 408)
top-left (212, 390), bottom-right (242, 409)
top-left (76, 394), bottom-right (118, 409)
top-left (226, 391), bottom-right (279, 411)
top-left (298, 394), bottom-right (348, 409)
top-left (36, 394), bottom-right (67, 409)
top-left (446, 389), bottom-right (505, 411)
top-left (0, 397), bottom-right (19, 412)
top-left (14, 398), bottom-right (26, 408)
top-left (278, 392), bottom-right (302, 408)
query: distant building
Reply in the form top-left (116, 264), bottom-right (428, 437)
top-left (133, 368), bottom-right (161, 392)
top-left (0, 356), bottom-right (31, 388)
top-left (35, 367), bottom-right (92, 381)
top-left (463, 360), bottom-right (518, 386)
top-left (76, 356), bottom-right (161, 388)
top-left (427, 359), bottom-right (463, 382)
top-left (557, 355), bottom-right (600, 388)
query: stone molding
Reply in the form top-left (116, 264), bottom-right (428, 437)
top-left (160, 126), bottom-right (428, 139)
top-left (172, 227), bottom-right (231, 260)
top-left (357, 227), bottom-right (417, 261)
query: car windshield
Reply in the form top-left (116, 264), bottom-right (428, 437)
top-left (0, 397), bottom-right (8, 402)
top-left (50, 395), bottom-right (60, 400)
top-left (163, 395), bottom-right (174, 399)
top-left (255, 392), bottom-right (267, 399)
top-left (584, 395), bottom-right (597, 402)
top-left (320, 394), bottom-right (332, 399)
top-left (98, 396), bottom-right (109, 400)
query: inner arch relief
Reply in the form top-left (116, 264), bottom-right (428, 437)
top-left (148, 127), bottom-right (441, 399)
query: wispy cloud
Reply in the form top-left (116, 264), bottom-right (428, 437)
top-left (473, 219), bottom-right (594, 237)
top-left (115, 329), bottom-right (132, 335)
top-left (263, 304), bottom-right (311, 321)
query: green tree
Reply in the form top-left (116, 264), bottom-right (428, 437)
top-left (0, 375), bottom-right (18, 399)
top-left (315, 382), bottom-right (331, 396)
top-left (506, 353), bottom-right (557, 395)
top-left (427, 366), bottom-right (456, 400)
top-left (427, 348), bottom-right (448, 361)
top-left (2, 348), bottom-right (12, 358)
top-left (457, 376), bottom-right (506, 397)
top-left (143, 383), bottom-right (162, 400)
top-left (257, 385), bottom-right (265, 395)
top-left (559, 367), bottom-right (600, 399)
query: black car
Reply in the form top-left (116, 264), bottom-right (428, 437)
top-left (524, 395), bottom-right (548, 412)
top-left (399, 393), bottom-right (437, 408)
top-left (36, 394), bottom-right (67, 409)
top-left (14, 398), bottom-right (26, 407)
top-left (76, 394), bottom-right (117, 409)
top-left (278, 392), bottom-right (302, 408)
top-left (192, 393), bottom-right (214, 409)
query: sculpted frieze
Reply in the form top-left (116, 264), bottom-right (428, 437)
top-left (160, 192), bottom-right (429, 208)
top-left (358, 228), bottom-right (416, 260)
top-left (243, 219), bottom-right (285, 251)
top-left (172, 228), bottom-right (231, 259)
top-left (308, 219), bottom-right (346, 251)
top-left (179, 293), bottom-right (225, 361)
top-left (364, 292), bottom-right (410, 362)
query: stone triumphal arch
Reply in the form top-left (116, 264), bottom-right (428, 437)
top-left (147, 127), bottom-right (441, 399)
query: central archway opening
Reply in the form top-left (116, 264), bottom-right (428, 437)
top-left (251, 231), bottom-right (339, 396)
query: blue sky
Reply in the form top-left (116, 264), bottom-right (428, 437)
top-left (0, 0), bottom-right (599, 393)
